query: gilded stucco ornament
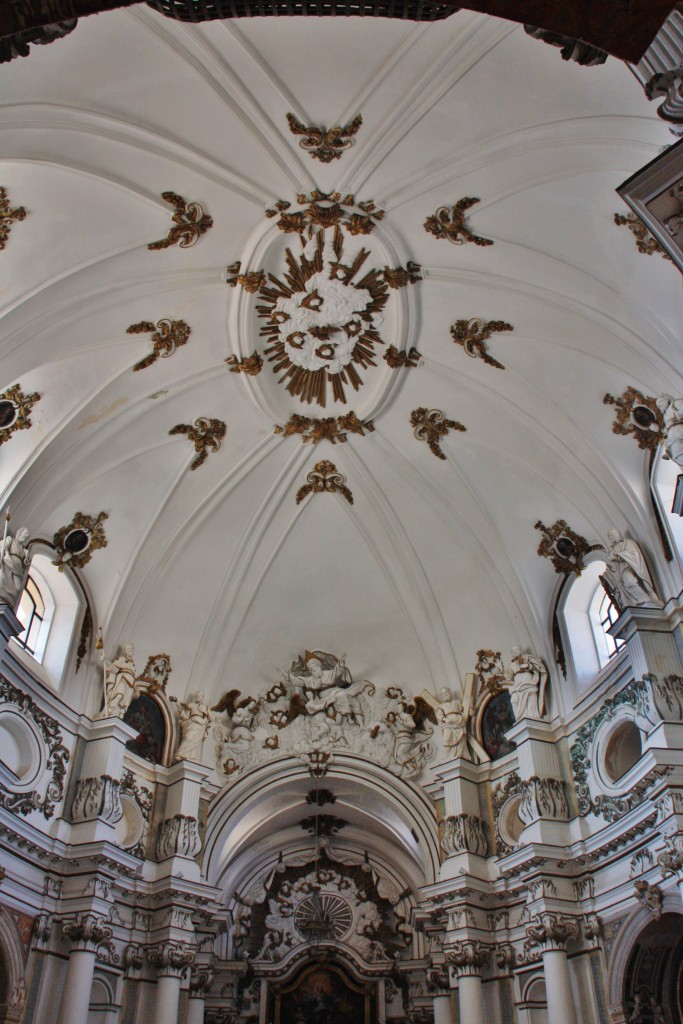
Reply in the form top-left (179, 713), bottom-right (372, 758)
top-left (410, 408), bottom-right (466, 460)
top-left (225, 352), bottom-right (263, 376)
top-left (286, 113), bottom-right (362, 163)
top-left (296, 460), bottom-right (353, 505)
top-left (226, 261), bottom-right (265, 292)
top-left (126, 318), bottom-right (191, 371)
top-left (0, 187), bottom-right (27, 250)
top-left (424, 197), bottom-right (493, 246)
top-left (52, 510), bottom-right (108, 571)
top-left (603, 387), bottom-right (663, 451)
top-left (148, 191), bottom-right (213, 251)
top-left (275, 411), bottom-right (374, 445)
top-left (266, 191), bottom-right (384, 235)
top-left (384, 346), bottom-right (421, 368)
top-left (450, 317), bottom-right (514, 370)
top-left (0, 384), bottom-right (40, 445)
top-left (614, 211), bottom-right (672, 260)
top-left (169, 417), bottom-right (226, 469)
top-left (534, 518), bottom-right (592, 575)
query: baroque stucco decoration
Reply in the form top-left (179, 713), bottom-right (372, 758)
top-left (450, 317), bottom-right (514, 370)
top-left (0, 384), bottom-right (40, 445)
top-left (286, 113), bottom-right (363, 163)
top-left (0, 187), bottom-right (27, 250)
top-left (169, 417), bottom-right (226, 470)
top-left (410, 408), bottom-right (466, 460)
top-left (603, 387), bottom-right (664, 451)
top-left (212, 651), bottom-right (437, 783)
top-left (614, 211), bottom-right (672, 260)
top-left (147, 191), bottom-right (213, 251)
top-left (424, 197), bottom-right (493, 246)
top-left (52, 510), bottom-right (108, 571)
top-left (296, 461), bottom-right (353, 505)
top-left (534, 518), bottom-right (592, 575)
top-left (126, 318), bottom-right (191, 372)
top-left (275, 412), bottom-right (374, 445)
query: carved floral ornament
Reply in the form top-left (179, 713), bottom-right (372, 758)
top-left (296, 460), bottom-right (353, 505)
top-left (275, 411), bottom-right (374, 445)
top-left (450, 317), bottom-right (514, 370)
top-left (0, 383), bottom-right (40, 445)
top-left (410, 408), bottom-right (466, 460)
top-left (126, 318), bottom-right (191, 372)
top-left (534, 518), bottom-right (593, 576)
top-left (226, 191), bottom-right (421, 408)
top-left (169, 416), bottom-right (226, 470)
top-left (424, 197), bottom-right (493, 247)
top-left (52, 510), bottom-right (108, 571)
top-left (148, 191), bottom-right (213, 251)
top-left (286, 112), bottom-right (363, 163)
top-left (614, 211), bottom-right (672, 261)
top-left (0, 186), bottom-right (27, 250)
top-left (603, 387), bottom-right (664, 451)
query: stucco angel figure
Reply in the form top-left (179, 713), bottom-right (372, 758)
top-left (96, 643), bottom-right (138, 719)
top-left (506, 646), bottom-right (548, 721)
top-left (0, 526), bottom-right (31, 609)
top-left (285, 650), bottom-right (373, 732)
top-left (421, 675), bottom-right (489, 762)
top-left (603, 529), bottom-right (662, 611)
top-left (657, 394), bottom-right (683, 470)
top-left (172, 690), bottom-right (211, 762)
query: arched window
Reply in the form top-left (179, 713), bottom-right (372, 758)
top-left (10, 553), bottom-right (81, 688)
top-left (589, 587), bottom-right (625, 668)
top-left (15, 574), bottom-right (47, 657)
top-left (561, 558), bottom-right (627, 692)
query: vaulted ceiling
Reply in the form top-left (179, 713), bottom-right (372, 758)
top-left (0, 8), bottom-right (680, 716)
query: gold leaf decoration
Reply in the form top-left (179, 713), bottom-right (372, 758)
top-left (0, 384), bottom-right (41, 445)
top-left (52, 511), bottom-right (109, 572)
top-left (226, 261), bottom-right (265, 293)
top-left (603, 387), bottom-right (663, 451)
top-left (475, 649), bottom-right (506, 694)
top-left (534, 518), bottom-right (592, 576)
top-left (169, 417), bottom-right (226, 470)
top-left (450, 317), bottom-right (514, 370)
top-left (225, 353), bottom-right (263, 376)
top-left (410, 408), bottom-right (466, 460)
top-left (126, 318), bottom-right (191, 371)
top-left (265, 191), bottom-right (384, 237)
top-left (614, 212), bottom-right (672, 260)
top-left (296, 460), bottom-right (353, 505)
top-left (0, 187), bottom-right (27, 251)
top-left (286, 113), bottom-right (363, 163)
top-left (148, 191), bottom-right (213, 251)
top-left (424, 197), bottom-right (493, 247)
top-left (275, 411), bottom-right (374, 445)
top-left (382, 262), bottom-right (421, 288)
top-left (384, 346), bottom-right (421, 368)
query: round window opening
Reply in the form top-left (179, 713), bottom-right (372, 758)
top-left (604, 720), bottom-right (642, 783)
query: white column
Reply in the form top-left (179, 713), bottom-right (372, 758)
top-left (433, 992), bottom-right (452, 1024)
top-left (445, 942), bottom-right (489, 1024)
top-left (457, 974), bottom-right (485, 1024)
top-left (56, 948), bottom-right (97, 1024)
top-left (156, 973), bottom-right (182, 1024)
top-left (542, 948), bottom-right (578, 1024)
top-left (187, 994), bottom-right (205, 1024)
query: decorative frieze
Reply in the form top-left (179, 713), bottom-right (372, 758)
top-left (0, 187), bottom-right (27, 250)
top-left (286, 113), bottom-right (362, 163)
top-left (534, 518), bottom-right (592, 576)
top-left (440, 813), bottom-right (488, 857)
top-left (519, 777), bottom-right (569, 824)
top-left (296, 461), bottom-right (353, 505)
top-left (169, 416), bottom-right (226, 470)
top-left (71, 775), bottom-right (122, 824)
top-left (450, 317), bottom-right (513, 370)
top-left (148, 192), bottom-right (213, 251)
top-left (525, 912), bottom-right (578, 952)
top-left (445, 940), bottom-right (491, 976)
top-left (0, 677), bottom-right (69, 819)
top-left (62, 913), bottom-right (113, 953)
top-left (147, 940), bottom-right (195, 977)
top-left (52, 510), bottom-right (108, 571)
top-left (275, 412), bottom-right (374, 445)
top-left (126, 318), bottom-right (191, 372)
top-left (424, 198), bottom-right (493, 247)
top-left (410, 408), bottom-right (466, 460)
top-left (0, 384), bottom-right (41, 446)
top-left (156, 814), bottom-right (201, 861)
top-left (603, 387), bottom-right (663, 451)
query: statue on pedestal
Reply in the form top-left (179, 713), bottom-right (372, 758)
top-left (506, 646), bottom-right (548, 721)
top-left (97, 644), bottom-right (138, 719)
top-left (421, 675), bottom-right (489, 762)
top-left (173, 691), bottom-right (211, 762)
top-left (0, 525), bottom-right (31, 610)
top-left (656, 394), bottom-right (683, 470)
top-left (603, 529), bottom-right (662, 611)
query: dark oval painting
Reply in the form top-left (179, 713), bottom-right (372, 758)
top-left (481, 690), bottom-right (517, 761)
top-left (124, 694), bottom-right (166, 764)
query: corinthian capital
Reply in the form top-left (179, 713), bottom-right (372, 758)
top-left (61, 913), bottom-right (113, 952)
top-left (445, 940), bottom-right (491, 976)
top-left (189, 962), bottom-right (215, 997)
top-left (525, 912), bottom-right (579, 952)
top-left (147, 941), bottom-right (195, 978)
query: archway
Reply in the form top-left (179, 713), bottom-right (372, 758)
top-left (624, 913), bottom-right (683, 1022)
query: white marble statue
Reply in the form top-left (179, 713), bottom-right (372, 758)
top-left (174, 691), bottom-right (211, 762)
top-left (433, 687), bottom-right (470, 757)
top-left (0, 526), bottom-right (31, 609)
top-left (97, 643), bottom-right (138, 719)
top-left (656, 394), bottom-right (683, 470)
top-left (506, 646), bottom-right (548, 721)
top-left (604, 529), bottom-right (662, 610)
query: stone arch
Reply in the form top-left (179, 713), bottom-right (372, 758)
top-left (607, 901), bottom-right (683, 1019)
top-left (0, 907), bottom-right (30, 1024)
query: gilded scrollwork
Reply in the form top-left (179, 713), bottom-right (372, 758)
top-left (603, 387), bottom-right (663, 451)
top-left (410, 408), bottom-right (466, 460)
top-left (614, 212), bottom-right (672, 260)
top-left (275, 412), bottom-right (374, 445)
top-left (384, 346), bottom-right (421, 368)
top-left (0, 384), bottom-right (41, 445)
top-left (265, 191), bottom-right (384, 236)
top-left (0, 187), bottom-right (27, 250)
top-left (169, 416), bottom-right (226, 470)
top-left (424, 197), bottom-right (493, 247)
top-left (225, 352), bottom-right (263, 376)
top-left (382, 262), bottom-right (421, 288)
top-left (148, 191), bottom-right (213, 251)
top-left (534, 518), bottom-right (592, 576)
top-left (296, 461), bottom-right (353, 505)
top-left (52, 510), bottom-right (108, 571)
top-left (126, 318), bottom-right (191, 371)
top-left (450, 317), bottom-right (513, 370)
top-left (226, 261), bottom-right (265, 292)
top-left (286, 113), bottom-right (363, 163)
